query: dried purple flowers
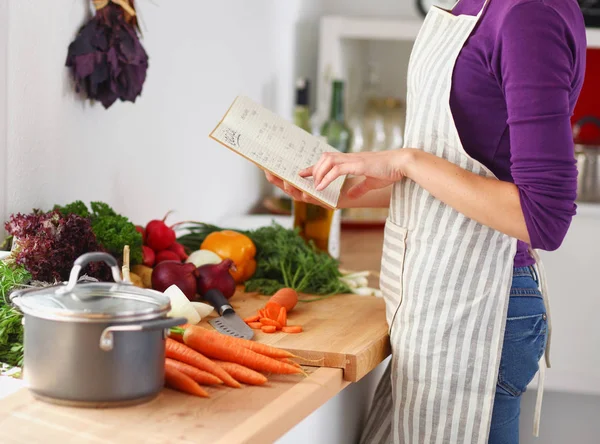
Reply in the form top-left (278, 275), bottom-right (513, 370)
top-left (65, 1), bottom-right (148, 109)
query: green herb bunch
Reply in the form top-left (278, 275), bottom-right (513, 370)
top-left (0, 262), bottom-right (30, 367)
top-left (55, 201), bottom-right (143, 264)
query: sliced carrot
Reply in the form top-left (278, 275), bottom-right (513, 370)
top-left (258, 309), bottom-right (266, 319)
top-left (248, 322), bottom-right (263, 329)
top-left (276, 307), bottom-right (287, 327)
top-left (165, 338), bottom-right (241, 388)
top-left (282, 325), bottom-right (303, 333)
top-left (164, 366), bottom-right (209, 398)
top-left (165, 358), bottom-right (223, 385)
top-left (260, 318), bottom-right (282, 329)
top-left (261, 325), bottom-right (277, 333)
top-left (270, 288), bottom-right (298, 312)
top-left (265, 301), bottom-right (283, 321)
top-left (178, 325), bottom-right (296, 359)
top-left (181, 326), bottom-right (302, 375)
top-left (213, 361), bottom-right (268, 385)
top-left (243, 315), bottom-right (260, 323)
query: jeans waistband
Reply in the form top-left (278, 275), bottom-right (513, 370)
top-left (513, 266), bottom-right (539, 282)
top-left (511, 266), bottom-right (542, 298)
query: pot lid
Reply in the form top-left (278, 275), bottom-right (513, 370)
top-left (10, 252), bottom-right (171, 322)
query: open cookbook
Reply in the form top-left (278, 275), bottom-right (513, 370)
top-left (209, 95), bottom-right (346, 209)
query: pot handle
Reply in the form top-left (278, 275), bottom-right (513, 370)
top-left (61, 252), bottom-right (125, 295)
top-left (99, 316), bottom-right (187, 351)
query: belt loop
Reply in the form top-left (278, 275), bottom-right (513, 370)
top-left (529, 265), bottom-right (539, 285)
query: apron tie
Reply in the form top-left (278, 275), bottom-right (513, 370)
top-left (92, 0), bottom-right (136, 17)
top-left (530, 248), bottom-right (552, 437)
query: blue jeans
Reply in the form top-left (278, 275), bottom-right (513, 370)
top-left (488, 267), bottom-right (549, 444)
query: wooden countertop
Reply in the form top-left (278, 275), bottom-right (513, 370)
top-left (0, 228), bottom-right (387, 444)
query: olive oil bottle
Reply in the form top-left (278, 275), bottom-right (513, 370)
top-left (292, 78), bottom-right (351, 258)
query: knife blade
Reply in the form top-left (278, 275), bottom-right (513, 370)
top-left (203, 289), bottom-right (254, 340)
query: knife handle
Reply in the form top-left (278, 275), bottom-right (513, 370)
top-left (204, 289), bottom-right (234, 316)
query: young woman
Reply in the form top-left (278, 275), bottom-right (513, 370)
top-left (267, 0), bottom-right (585, 442)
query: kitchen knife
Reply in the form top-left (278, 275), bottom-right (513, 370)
top-left (204, 289), bottom-right (254, 340)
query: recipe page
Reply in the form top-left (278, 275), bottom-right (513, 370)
top-left (209, 95), bottom-right (345, 209)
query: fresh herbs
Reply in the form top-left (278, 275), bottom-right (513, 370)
top-left (0, 262), bottom-right (30, 367)
top-left (5, 211), bottom-right (106, 282)
top-left (55, 201), bottom-right (143, 265)
top-left (176, 222), bottom-right (350, 296)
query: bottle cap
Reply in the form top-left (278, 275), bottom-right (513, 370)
top-left (295, 78), bottom-right (310, 106)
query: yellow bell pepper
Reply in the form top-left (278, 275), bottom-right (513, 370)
top-left (201, 230), bottom-right (257, 284)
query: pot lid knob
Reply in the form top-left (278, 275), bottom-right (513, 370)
top-left (60, 252), bottom-right (125, 297)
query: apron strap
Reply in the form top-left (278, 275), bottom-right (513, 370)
top-left (529, 248), bottom-right (552, 437)
top-left (475, 0), bottom-right (492, 18)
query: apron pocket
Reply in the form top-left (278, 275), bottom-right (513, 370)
top-left (380, 217), bottom-right (408, 331)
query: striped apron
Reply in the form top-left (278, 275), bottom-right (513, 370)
top-left (360, 1), bottom-right (551, 442)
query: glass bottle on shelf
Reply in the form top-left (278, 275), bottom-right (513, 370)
top-left (383, 97), bottom-right (405, 150)
top-left (293, 79), bottom-right (351, 259)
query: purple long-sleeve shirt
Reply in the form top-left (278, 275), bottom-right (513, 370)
top-left (450, 0), bottom-right (586, 266)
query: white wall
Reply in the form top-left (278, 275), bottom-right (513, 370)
top-left (323, 0), bottom-right (419, 19)
top-left (0, 1), bottom-right (8, 230)
top-left (2, 0), bottom-right (323, 229)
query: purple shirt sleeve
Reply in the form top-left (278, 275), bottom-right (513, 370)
top-left (494, 2), bottom-right (580, 251)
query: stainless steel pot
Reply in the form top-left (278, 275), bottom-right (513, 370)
top-left (572, 116), bottom-right (600, 203)
top-left (10, 252), bottom-right (186, 407)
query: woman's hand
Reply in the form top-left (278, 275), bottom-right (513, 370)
top-left (264, 172), bottom-right (323, 206)
top-left (300, 150), bottom-right (407, 199)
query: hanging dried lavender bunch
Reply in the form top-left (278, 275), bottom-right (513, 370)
top-left (65, 0), bottom-right (148, 109)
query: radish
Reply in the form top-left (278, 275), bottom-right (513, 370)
top-left (146, 212), bottom-right (176, 251)
top-left (168, 242), bottom-right (189, 261)
top-left (135, 225), bottom-right (146, 243)
top-left (155, 250), bottom-right (181, 264)
top-left (142, 246), bottom-right (155, 267)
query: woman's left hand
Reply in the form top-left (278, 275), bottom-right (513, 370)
top-left (300, 150), bottom-right (408, 198)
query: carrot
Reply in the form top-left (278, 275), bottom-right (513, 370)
top-left (179, 326), bottom-right (303, 375)
top-left (261, 325), bottom-right (277, 333)
top-left (248, 322), bottom-right (263, 329)
top-left (165, 338), bottom-right (241, 388)
top-left (169, 331), bottom-right (184, 343)
top-left (258, 309), bottom-right (266, 319)
top-left (260, 318), bottom-right (282, 329)
top-left (165, 358), bottom-right (223, 385)
top-left (282, 325), bottom-right (303, 333)
top-left (213, 361), bottom-right (268, 385)
top-left (164, 366), bottom-right (209, 398)
top-left (244, 315), bottom-right (260, 323)
top-left (276, 307), bottom-right (287, 327)
top-left (175, 325), bottom-right (296, 359)
top-left (264, 301), bottom-right (283, 321)
top-left (270, 288), bottom-right (298, 312)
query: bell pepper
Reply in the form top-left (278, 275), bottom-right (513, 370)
top-left (201, 230), bottom-right (257, 284)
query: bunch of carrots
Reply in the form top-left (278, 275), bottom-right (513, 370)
top-left (243, 288), bottom-right (303, 334)
top-left (164, 323), bottom-right (306, 398)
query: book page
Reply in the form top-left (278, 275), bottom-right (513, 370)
top-left (209, 95), bottom-right (345, 209)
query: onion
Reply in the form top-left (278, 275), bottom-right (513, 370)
top-left (186, 249), bottom-right (222, 268)
top-left (190, 301), bottom-right (214, 318)
top-left (165, 285), bottom-right (200, 324)
top-left (151, 261), bottom-right (197, 300)
top-left (196, 259), bottom-right (237, 300)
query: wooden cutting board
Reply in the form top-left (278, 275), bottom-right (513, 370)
top-left (209, 290), bottom-right (390, 382)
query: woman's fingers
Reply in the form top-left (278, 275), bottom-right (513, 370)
top-left (283, 181), bottom-right (304, 200)
top-left (299, 166), bottom-right (314, 178)
top-left (346, 177), bottom-right (374, 198)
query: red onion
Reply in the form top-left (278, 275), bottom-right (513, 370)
top-left (196, 259), bottom-right (237, 300)
top-left (151, 261), bottom-right (197, 300)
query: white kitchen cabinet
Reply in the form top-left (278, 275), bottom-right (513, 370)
top-left (315, 15), bottom-right (600, 122)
